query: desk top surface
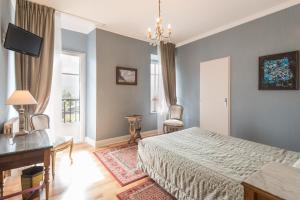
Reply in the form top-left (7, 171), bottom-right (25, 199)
top-left (0, 130), bottom-right (53, 156)
top-left (243, 163), bottom-right (300, 200)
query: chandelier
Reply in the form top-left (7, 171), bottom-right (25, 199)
top-left (147, 0), bottom-right (172, 46)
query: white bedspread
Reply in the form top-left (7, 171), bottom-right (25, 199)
top-left (137, 127), bottom-right (300, 200)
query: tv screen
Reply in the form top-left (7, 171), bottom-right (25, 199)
top-left (4, 23), bottom-right (43, 57)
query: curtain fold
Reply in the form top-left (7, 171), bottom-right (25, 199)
top-left (156, 48), bottom-right (168, 133)
top-left (159, 41), bottom-right (177, 106)
top-left (15, 0), bottom-right (55, 116)
top-left (44, 12), bottom-right (62, 135)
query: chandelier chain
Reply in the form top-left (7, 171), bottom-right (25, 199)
top-left (158, 0), bottom-right (161, 18)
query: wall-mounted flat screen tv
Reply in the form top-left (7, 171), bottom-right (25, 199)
top-left (4, 23), bottom-right (43, 57)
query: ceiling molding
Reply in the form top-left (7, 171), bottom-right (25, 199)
top-left (95, 26), bottom-right (150, 44)
top-left (176, 0), bottom-right (300, 47)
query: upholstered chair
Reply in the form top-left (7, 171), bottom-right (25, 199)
top-left (163, 105), bottom-right (184, 133)
top-left (30, 114), bottom-right (73, 179)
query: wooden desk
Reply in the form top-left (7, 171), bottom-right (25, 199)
top-left (0, 130), bottom-right (52, 200)
top-left (242, 163), bottom-right (300, 200)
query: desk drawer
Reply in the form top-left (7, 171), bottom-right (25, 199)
top-left (0, 150), bottom-right (45, 171)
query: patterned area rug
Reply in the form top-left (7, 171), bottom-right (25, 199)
top-left (117, 179), bottom-right (174, 200)
top-left (94, 145), bottom-right (146, 186)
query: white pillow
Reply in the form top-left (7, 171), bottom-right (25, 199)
top-left (293, 159), bottom-right (300, 169)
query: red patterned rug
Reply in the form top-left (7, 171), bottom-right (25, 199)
top-left (94, 145), bottom-right (146, 186)
top-left (117, 179), bottom-right (174, 200)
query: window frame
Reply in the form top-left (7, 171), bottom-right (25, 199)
top-left (150, 54), bottom-right (159, 114)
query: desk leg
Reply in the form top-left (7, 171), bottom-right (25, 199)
top-left (244, 187), bottom-right (255, 200)
top-left (0, 171), bottom-right (3, 197)
top-left (44, 149), bottom-right (51, 200)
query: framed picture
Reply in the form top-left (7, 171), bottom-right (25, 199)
top-left (259, 51), bottom-right (299, 90)
top-left (116, 66), bottom-right (137, 85)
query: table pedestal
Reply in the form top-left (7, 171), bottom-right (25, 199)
top-left (125, 115), bottom-right (142, 144)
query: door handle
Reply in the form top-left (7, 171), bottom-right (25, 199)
top-left (224, 98), bottom-right (228, 108)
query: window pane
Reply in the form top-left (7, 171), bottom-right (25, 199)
top-left (62, 75), bottom-right (80, 99)
top-left (61, 53), bottom-right (80, 123)
top-left (61, 54), bottom-right (80, 75)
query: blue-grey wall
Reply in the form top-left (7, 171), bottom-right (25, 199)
top-left (95, 29), bottom-right (157, 140)
top-left (0, 0), bottom-right (14, 131)
top-left (62, 29), bottom-right (87, 53)
top-left (176, 5), bottom-right (300, 151)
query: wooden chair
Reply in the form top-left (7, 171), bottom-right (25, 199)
top-left (30, 114), bottom-right (73, 179)
top-left (163, 105), bottom-right (184, 133)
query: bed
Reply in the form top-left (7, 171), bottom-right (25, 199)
top-left (137, 127), bottom-right (300, 200)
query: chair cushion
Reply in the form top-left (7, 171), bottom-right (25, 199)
top-left (50, 135), bottom-right (73, 148)
top-left (164, 119), bottom-right (184, 127)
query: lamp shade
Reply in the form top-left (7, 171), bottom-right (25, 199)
top-left (6, 90), bottom-right (37, 105)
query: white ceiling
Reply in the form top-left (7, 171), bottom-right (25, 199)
top-left (29, 0), bottom-right (300, 46)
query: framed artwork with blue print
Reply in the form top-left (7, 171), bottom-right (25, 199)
top-left (259, 51), bottom-right (299, 90)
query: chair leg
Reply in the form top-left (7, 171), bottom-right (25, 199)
top-left (51, 151), bottom-right (56, 180)
top-left (164, 125), bottom-right (169, 134)
top-left (69, 140), bottom-right (73, 165)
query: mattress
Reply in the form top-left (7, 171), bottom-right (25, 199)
top-left (137, 127), bottom-right (300, 200)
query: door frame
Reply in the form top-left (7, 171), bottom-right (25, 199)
top-left (62, 50), bottom-right (86, 142)
top-left (199, 56), bottom-right (231, 135)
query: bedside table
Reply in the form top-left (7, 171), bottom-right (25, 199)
top-left (242, 163), bottom-right (300, 200)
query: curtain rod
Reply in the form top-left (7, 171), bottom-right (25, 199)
top-left (56, 9), bottom-right (106, 28)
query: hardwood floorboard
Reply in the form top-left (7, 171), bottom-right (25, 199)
top-left (3, 143), bottom-right (149, 200)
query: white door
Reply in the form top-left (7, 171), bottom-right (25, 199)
top-left (60, 51), bottom-right (86, 143)
top-left (46, 51), bottom-right (86, 143)
top-left (200, 57), bottom-right (230, 135)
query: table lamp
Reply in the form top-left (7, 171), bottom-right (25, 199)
top-left (6, 90), bottom-right (37, 135)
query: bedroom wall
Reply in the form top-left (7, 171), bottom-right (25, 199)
top-left (62, 29), bottom-right (87, 52)
top-left (0, 0), bottom-right (14, 131)
top-left (176, 5), bottom-right (300, 151)
top-left (95, 29), bottom-right (157, 140)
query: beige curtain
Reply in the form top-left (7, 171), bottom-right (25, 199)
top-left (15, 0), bottom-right (55, 115)
top-left (159, 41), bottom-right (177, 106)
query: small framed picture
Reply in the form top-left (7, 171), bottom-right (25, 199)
top-left (116, 66), bottom-right (137, 85)
top-left (259, 51), bottom-right (299, 90)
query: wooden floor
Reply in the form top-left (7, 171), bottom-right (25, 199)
top-left (3, 143), bottom-right (150, 200)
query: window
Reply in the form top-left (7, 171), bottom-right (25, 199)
top-left (150, 54), bottom-right (159, 113)
top-left (61, 53), bottom-right (80, 123)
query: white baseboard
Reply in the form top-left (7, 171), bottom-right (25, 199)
top-left (85, 136), bottom-right (97, 147)
top-left (85, 129), bottom-right (160, 148)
